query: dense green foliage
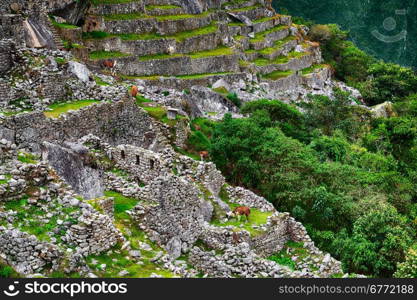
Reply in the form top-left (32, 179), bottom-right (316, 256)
top-left (275, 0), bottom-right (417, 69)
top-left (187, 90), bottom-right (417, 277)
top-left (304, 24), bottom-right (417, 106)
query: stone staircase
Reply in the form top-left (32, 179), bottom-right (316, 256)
top-left (64, 0), bottom-right (330, 89)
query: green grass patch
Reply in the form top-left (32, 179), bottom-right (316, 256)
top-left (91, 0), bottom-right (140, 5)
top-left (262, 70), bottom-right (293, 80)
top-left (44, 100), bottom-right (101, 118)
top-left (138, 53), bottom-right (183, 61)
top-left (143, 106), bottom-right (167, 120)
top-left (145, 5), bottom-right (181, 10)
top-left (229, 4), bottom-right (261, 13)
top-left (210, 202), bottom-right (273, 236)
top-left (104, 191), bottom-right (139, 220)
top-left (17, 152), bottom-right (38, 164)
top-left (0, 263), bottom-right (19, 278)
top-left (189, 46), bottom-right (234, 59)
top-left (250, 25), bottom-right (288, 43)
top-left (176, 72), bottom-right (232, 79)
top-left (94, 76), bottom-right (110, 86)
top-left (89, 50), bottom-right (130, 60)
top-left (301, 64), bottom-right (328, 75)
top-left (50, 18), bottom-right (79, 29)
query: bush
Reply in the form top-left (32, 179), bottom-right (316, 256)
top-left (226, 92), bottom-right (241, 108)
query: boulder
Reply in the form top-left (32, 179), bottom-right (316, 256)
top-left (68, 61), bottom-right (91, 83)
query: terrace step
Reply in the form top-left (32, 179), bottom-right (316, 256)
top-left (145, 5), bottom-right (185, 16)
top-left (222, 0), bottom-right (259, 10)
top-left (251, 14), bottom-right (291, 34)
top-left (99, 12), bottom-right (213, 35)
top-left (228, 5), bottom-right (273, 22)
top-left (249, 26), bottom-right (290, 50)
top-left (91, 47), bottom-right (240, 77)
top-left (257, 36), bottom-right (298, 60)
top-left (89, 1), bottom-right (145, 15)
top-left (83, 23), bottom-right (222, 56)
top-left (251, 51), bottom-right (315, 74)
top-left (130, 72), bottom-right (249, 90)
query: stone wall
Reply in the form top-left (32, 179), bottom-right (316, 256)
top-left (0, 227), bottom-right (62, 275)
top-left (63, 211), bottom-right (124, 256)
top-left (0, 98), bottom-right (168, 153)
top-left (133, 175), bottom-right (209, 257)
top-left (41, 142), bottom-right (105, 200)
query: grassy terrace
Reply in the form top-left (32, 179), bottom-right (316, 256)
top-left (89, 50), bottom-right (131, 60)
top-left (252, 15), bottom-right (280, 24)
top-left (229, 4), bottom-right (261, 12)
top-left (83, 23), bottom-right (218, 42)
top-left (91, 0), bottom-right (141, 5)
top-left (50, 18), bottom-right (79, 29)
top-left (120, 72), bottom-right (233, 81)
top-left (145, 5), bottom-right (181, 10)
top-left (137, 46), bottom-right (234, 61)
top-left (262, 70), bottom-right (293, 80)
top-left (258, 36), bottom-right (296, 56)
top-left (301, 64), bottom-right (328, 75)
top-left (103, 10), bottom-right (211, 21)
top-left (250, 25), bottom-right (288, 43)
top-left (253, 50), bottom-right (307, 67)
top-left (44, 100), bottom-right (101, 118)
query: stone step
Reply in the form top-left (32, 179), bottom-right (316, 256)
top-left (89, 1), bottom-right (145, 15)
top-left (83, 23), bottom-right (222, 56)
top-left (46, 17), bottom-right (65, 49)
top-left (95, 48), bottom-right (240, 76)
top-left (249, 25), bottom-right (290, 50)
top-left (100, 12), bottom-right (214, 35)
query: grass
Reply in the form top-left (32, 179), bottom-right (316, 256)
top-left (94, 76), bottom-right (110, 86)
top-left (254, 51), bottom-right (306, 67)
top-left (262, 70), bottom-right (293, 80)
top-left (176, 72), bottom-right (232, 79)
top-left (145, 5), bottom-right (181, 10)
top-left (138, 53), bottom-right (183, 61)
top-left (210, 201), bottom-right (273, 236)
top-left (50, 18), bottom-right (79, 29)
top-left (89, 50), bottom-right (130, 60)
top-left (143, 106), bottom-right (167, 120)
top-left (250, 25), bottom-right (288, 43)
top-left (258, 36), bottom-right (296, 56)
top-left (267, 240), bottom-right (307, 270)
top-left (252, 15), bottom-right (280, 24)
top-left (0, 174), bottom-right (12, 184)
top-left (189, 46), bottom-right (234, 59)
top-left (104, 191), bottom-right (139, 220)
top-left (84, 23), bottom-right (218, 42)
top-left (135, 95), bottom-right (153, 105)
top-left (17, 152), bottom-right (38, 164)
top-left (301, 64), bottom-right (328, 75)
top-left (104, 11), bottom-right (210, 21)
top-left (229, 4), bottom-right (261, 12)
top-left (44, 100), bottom-right (101, 118)
top-left (0, 263), bottom-right (19, 278)
top-left (91, 0), bottom-right (141, 5)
